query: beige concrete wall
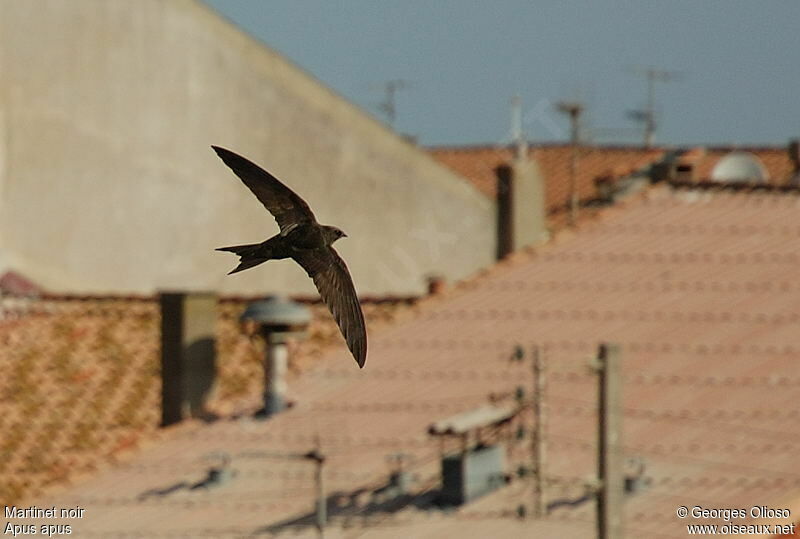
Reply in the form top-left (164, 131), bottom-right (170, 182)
top-left (0, 0), bottom-right (494, 296)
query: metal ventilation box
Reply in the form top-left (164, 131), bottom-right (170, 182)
top-left (439, 444), bottom-right (506, 505)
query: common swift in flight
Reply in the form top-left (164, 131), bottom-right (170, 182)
top-left (212, 146), bottom-right (367, 368)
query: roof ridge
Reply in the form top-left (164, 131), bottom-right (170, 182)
top-left (426, 141), bottom-right (668, 152)
top-left (669, 179), bottom-right (800, 193)
top-left (702, 144), bottom-right (791, 153)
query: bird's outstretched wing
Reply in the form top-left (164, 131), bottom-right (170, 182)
top-left (212, 146), bottom-right (317, 232)
top-left (294, 247), bottom-right (367, 368)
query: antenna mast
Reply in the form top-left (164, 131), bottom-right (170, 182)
top-left (556, 101), bottom-right (584, 225)
top-left (627, 66), bottom-right (682, 148)
top-left (511, 95), bottom-right (528, 160)
top-left (377, 79), bottom-right (409, 127)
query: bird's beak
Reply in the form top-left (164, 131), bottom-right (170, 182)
top-left (342, 232), bottom-right (348, 238)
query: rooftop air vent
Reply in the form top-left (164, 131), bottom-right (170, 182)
top-left (428, 405), bottom-right (517, 505)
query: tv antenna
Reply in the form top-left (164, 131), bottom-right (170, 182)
top-left (375, 79), bottom-right (410, 127)
top-left (510, 95), bottom-right (528, 159)
top-left (626, 66), bottom-right (683, 148)
top-left (555, 100), bottom-right (584, 225)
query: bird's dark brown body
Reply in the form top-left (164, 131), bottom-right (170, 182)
top-left (218, 223), bottom-right (345, 275)
top-left (212, 146), bottom-right (367, 368)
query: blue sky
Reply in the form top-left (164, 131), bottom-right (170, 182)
top-left (205, 0), bottom-right (799, 147)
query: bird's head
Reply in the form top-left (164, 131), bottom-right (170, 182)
top-left (323, 226), bottom-right (347, 244)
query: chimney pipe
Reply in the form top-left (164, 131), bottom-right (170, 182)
top-left (241, 296), bottom-right (310, 418)
top-left (495, 164), bottom-right (514, 260)
top-left (511, 96), bottom-right (528, 160)
top-left (789, 139), bottom-right (800, 174)
top-left (427, 275), bottom-right (446, 295)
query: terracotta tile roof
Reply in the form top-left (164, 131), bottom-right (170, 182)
top-left (429, 143), bottom-right (800, 211)
top-left (13, 184), bottom-right (800, 537)
top-left (429, 145), bottom-right (515, 199)
top-left (0, 271), bottom-right (42, 296)
top-left (428, 143), bottom-right (665, 212)
top-left (677, 146), bottom-right (796, 183)
top-left (0, 296), bottom-right (417, 503)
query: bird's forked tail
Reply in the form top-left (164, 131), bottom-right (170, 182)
top-left (216, 242), bottom-right (269, 275)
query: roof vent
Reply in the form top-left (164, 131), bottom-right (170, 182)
top-left (710, 151), bottom-right (769, 183)
top-left (675, 163), bottom-right (694, 182)
top-left (429, 405), bottom-right (517, 505)
top-left (439, 445), bottom-right (506, 505)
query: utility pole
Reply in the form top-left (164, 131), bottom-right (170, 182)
top-left (305, 437), bottom-right (327, 539)
top-left (627, 67), bottom-right (682, 148)
top-left (556, 101), bottom-right (584, 225)
top-left (532, 345), bottom-right (548, 517)
top-left (236, 444), bottom-right (330, 537)
top-left (596, 343), bottom-right (624, 539)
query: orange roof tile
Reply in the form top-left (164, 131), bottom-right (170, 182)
top-left (429, 143), bottom-right (665, 213)
top-left (0, 296), bottom-right (417, 503)
top-left (13, 185), bottom-right (800, 537)
top-left (0, 271), bottom-right (42, 296)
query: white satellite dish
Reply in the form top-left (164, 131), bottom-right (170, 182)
top-left (710, 151), bottom-right (769, 183)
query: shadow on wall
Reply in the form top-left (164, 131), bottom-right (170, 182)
top-left (183, 337), bottom-right (217, 420)
top-left (160, 292), bottom-right (218, 426)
